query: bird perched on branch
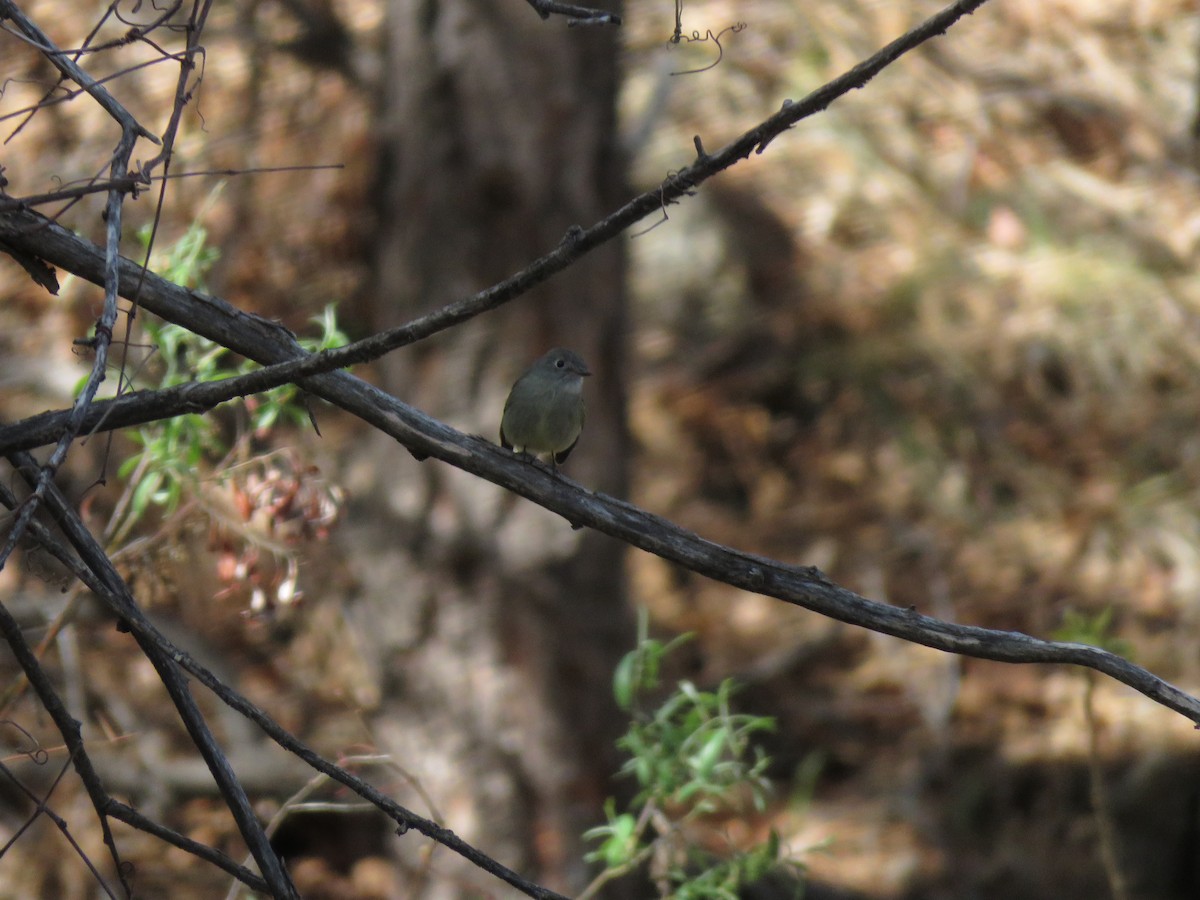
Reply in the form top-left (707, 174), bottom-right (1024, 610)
top-left (500, 347), bottom-right (591, 471)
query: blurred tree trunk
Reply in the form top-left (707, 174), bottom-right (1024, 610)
top-left (343, 2), bottom-right (630, 896)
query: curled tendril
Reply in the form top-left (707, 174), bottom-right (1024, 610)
top-left (668, 20), bottom-right (747, 76)
top-left (1, 719), bottom-right (49, 765)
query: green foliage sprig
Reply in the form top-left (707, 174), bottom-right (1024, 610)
top-left (1053, 606), bottom-right (1132, 657)
top-left (582, 608), bottom-right (805, 899)
top-left (110, 218), bottom-right (346, 537)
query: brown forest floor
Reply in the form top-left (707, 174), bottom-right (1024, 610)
top-left (3, 0), bottom-right (1200, 898)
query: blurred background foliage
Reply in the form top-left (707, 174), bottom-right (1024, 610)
top-left (620, 1), bottom-right (1200, 895)
top-left (3, 0), bottom-right (1200, 897)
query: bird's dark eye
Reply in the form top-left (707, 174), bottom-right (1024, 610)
top-left (555, 358), bottom-right (565, 368)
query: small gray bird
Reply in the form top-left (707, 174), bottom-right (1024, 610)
top-left (500, 347), bottom-right (591, 471)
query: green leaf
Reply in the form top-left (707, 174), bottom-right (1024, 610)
top-left (129, 470), bottom-right (163, 519)
top-left (690, 729), bottom-right (727, 780)
top-left (613, 648), bottom-right (638, 711)
top-left (1053, 606), bottom-right (1133, 657)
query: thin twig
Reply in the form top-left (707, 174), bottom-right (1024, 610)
top-left (0, 0), bottom-right (158, 142)
top-left (106, 799), bottom-right (270, 893)
top-left (0, 165), bottom-right (345, 213)
top-left (0, 600), bottom-right (131, 896)
top-left (4, 456), bottom-right (300, 899)
top-left (2, 0), bottom-right (996, 451)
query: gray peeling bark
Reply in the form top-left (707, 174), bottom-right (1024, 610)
top-left (347, 2), bottom-right (630, 896)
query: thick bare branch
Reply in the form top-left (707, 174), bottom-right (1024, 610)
top-left (1, 0), bottom-right (1196, 727)
top-left (524, 0), bottom-right (621, 25)
top-left (2, 205), bottom-right (1199, 728)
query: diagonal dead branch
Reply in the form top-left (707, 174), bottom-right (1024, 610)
top-left (106, 800), bottom-right (271, 894)
top-left (524, 0), bottom-right (621, 25)
top-left (0, 0), bottom-right (993, 403)
top-left (2, 210), bottom-right (1199, 729)
top-left (0, 475), bottom-right (573, 900)
top-left (3, 457), bottom-right (300, 898)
